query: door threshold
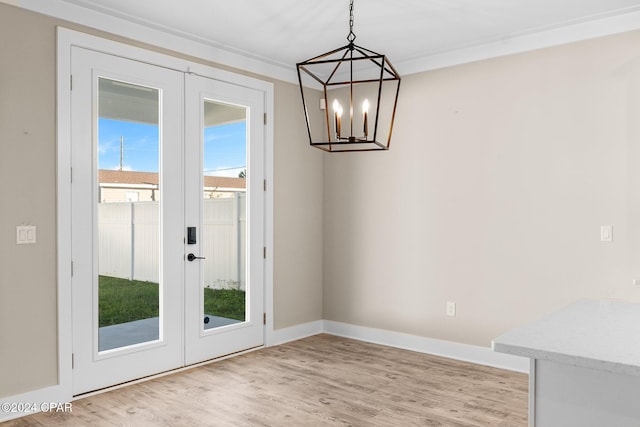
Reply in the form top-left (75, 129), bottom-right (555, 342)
top-left (73, 344), bottom-right (264, 400)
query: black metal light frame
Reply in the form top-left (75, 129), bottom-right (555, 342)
top-left (296, 1), bottom-right (401, 152)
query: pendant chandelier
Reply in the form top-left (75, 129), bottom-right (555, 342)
top-left (296, 0), bottom-right (401, 152)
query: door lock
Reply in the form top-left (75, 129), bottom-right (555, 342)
top-left (187, 253), bottom-right (206, 262)
top-left (187, 227), bottom-right (197, 244)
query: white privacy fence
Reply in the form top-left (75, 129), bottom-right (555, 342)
top-left (98, 194), bottom-right (246, 290)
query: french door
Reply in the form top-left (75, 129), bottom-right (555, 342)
top-left (71, 47), bottom-right (264, 395)
top-left (184, 75), bottom-right (264, 365)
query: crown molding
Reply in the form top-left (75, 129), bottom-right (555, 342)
top-left (2, 0), bottom-right (298, 83)
top-left (4, 0), bottom-right (640, 82)
top-left (395, 8), bottom-right (640, 75)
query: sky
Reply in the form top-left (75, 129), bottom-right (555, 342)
top-left (98, 118), bottom-right (247, 177)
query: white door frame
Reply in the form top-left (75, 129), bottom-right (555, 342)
top-left (57, 27), bottom-right (274, 399)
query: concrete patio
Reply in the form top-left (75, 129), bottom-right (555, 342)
top-left (99, 315), bottom-right (242, 351)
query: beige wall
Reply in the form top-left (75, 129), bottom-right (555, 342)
top-left (0, 5), bottom-right (58, 397)
top-left (0, 3), bottom-right (323, 398)
top-left (323, 30), bottom-right (640, 347)
top-left (273, 82), bottom-right (324, 328)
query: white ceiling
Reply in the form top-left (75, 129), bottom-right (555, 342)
top-left (25, 0), bottom-right (640, 79)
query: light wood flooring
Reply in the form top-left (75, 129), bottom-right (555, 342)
top-left (2, 334), bottom-right (528, 426)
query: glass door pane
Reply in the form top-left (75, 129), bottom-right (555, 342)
top-left (202, 100), bottom-right (247, 331)
top-left (97, 77), bottom-right (161, 351)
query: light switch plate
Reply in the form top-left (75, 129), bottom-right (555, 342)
top-left (16, 225), bottom-right (36, 244)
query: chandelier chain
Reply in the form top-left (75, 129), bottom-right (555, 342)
top-left (347, 0), bottom-right (356, 43)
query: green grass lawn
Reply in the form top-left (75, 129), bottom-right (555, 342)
top-left (203, 287), bottom-right (246, 322)
top-left (99, 275), bottom-right (245, 327)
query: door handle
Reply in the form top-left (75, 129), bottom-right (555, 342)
top-left (187, 253), bottom-right (206, 262)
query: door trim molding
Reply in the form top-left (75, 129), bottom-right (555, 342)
top-left (56, 26), bottom-right (274, 399)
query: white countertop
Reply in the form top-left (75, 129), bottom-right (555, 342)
top-left (492, 299), bottom-right (640, 376)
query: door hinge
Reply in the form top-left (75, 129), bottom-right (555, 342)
top-left (70, 75), bottom-right (73, 91)
top-left (263, 179), bottom-right (267, 191)
top-left (70, 167), bottom-right (73, 183)
top-left (263, 247), bottom-right (266, 259)
top-left (263, 313), bottom-right (266, 325)
top-left (264, 113), bottom-right (267, 125)
top-left (71, 353), bottom-right (74, 369)
top-left (71, 261), bottom-right (74, 277)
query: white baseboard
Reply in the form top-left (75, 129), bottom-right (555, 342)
top-left (268, 320), bottom-right (324, 347)
top-left (321, 320), bottom-right (530, 374)
top-left (268, 319), bottom-right (528, 373)
top-left (0, 383), bottom-right (71, 423)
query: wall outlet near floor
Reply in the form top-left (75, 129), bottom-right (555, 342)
top-left (600, 225), bottom-right (612, 242)
top-left (446, 301), bottom-right (456, 317)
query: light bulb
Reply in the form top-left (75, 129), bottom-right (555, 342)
top-left (333, 99), bottom-right (343, 116)
top-left (362, 99), bottom-right (369, 137)
top-left (333, 99), bottom-right (342, 138)
top-left (362, 99), bottom-right (369, 114)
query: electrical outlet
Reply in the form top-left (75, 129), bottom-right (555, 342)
top-left (446, 301), bottom-right (456, 317)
